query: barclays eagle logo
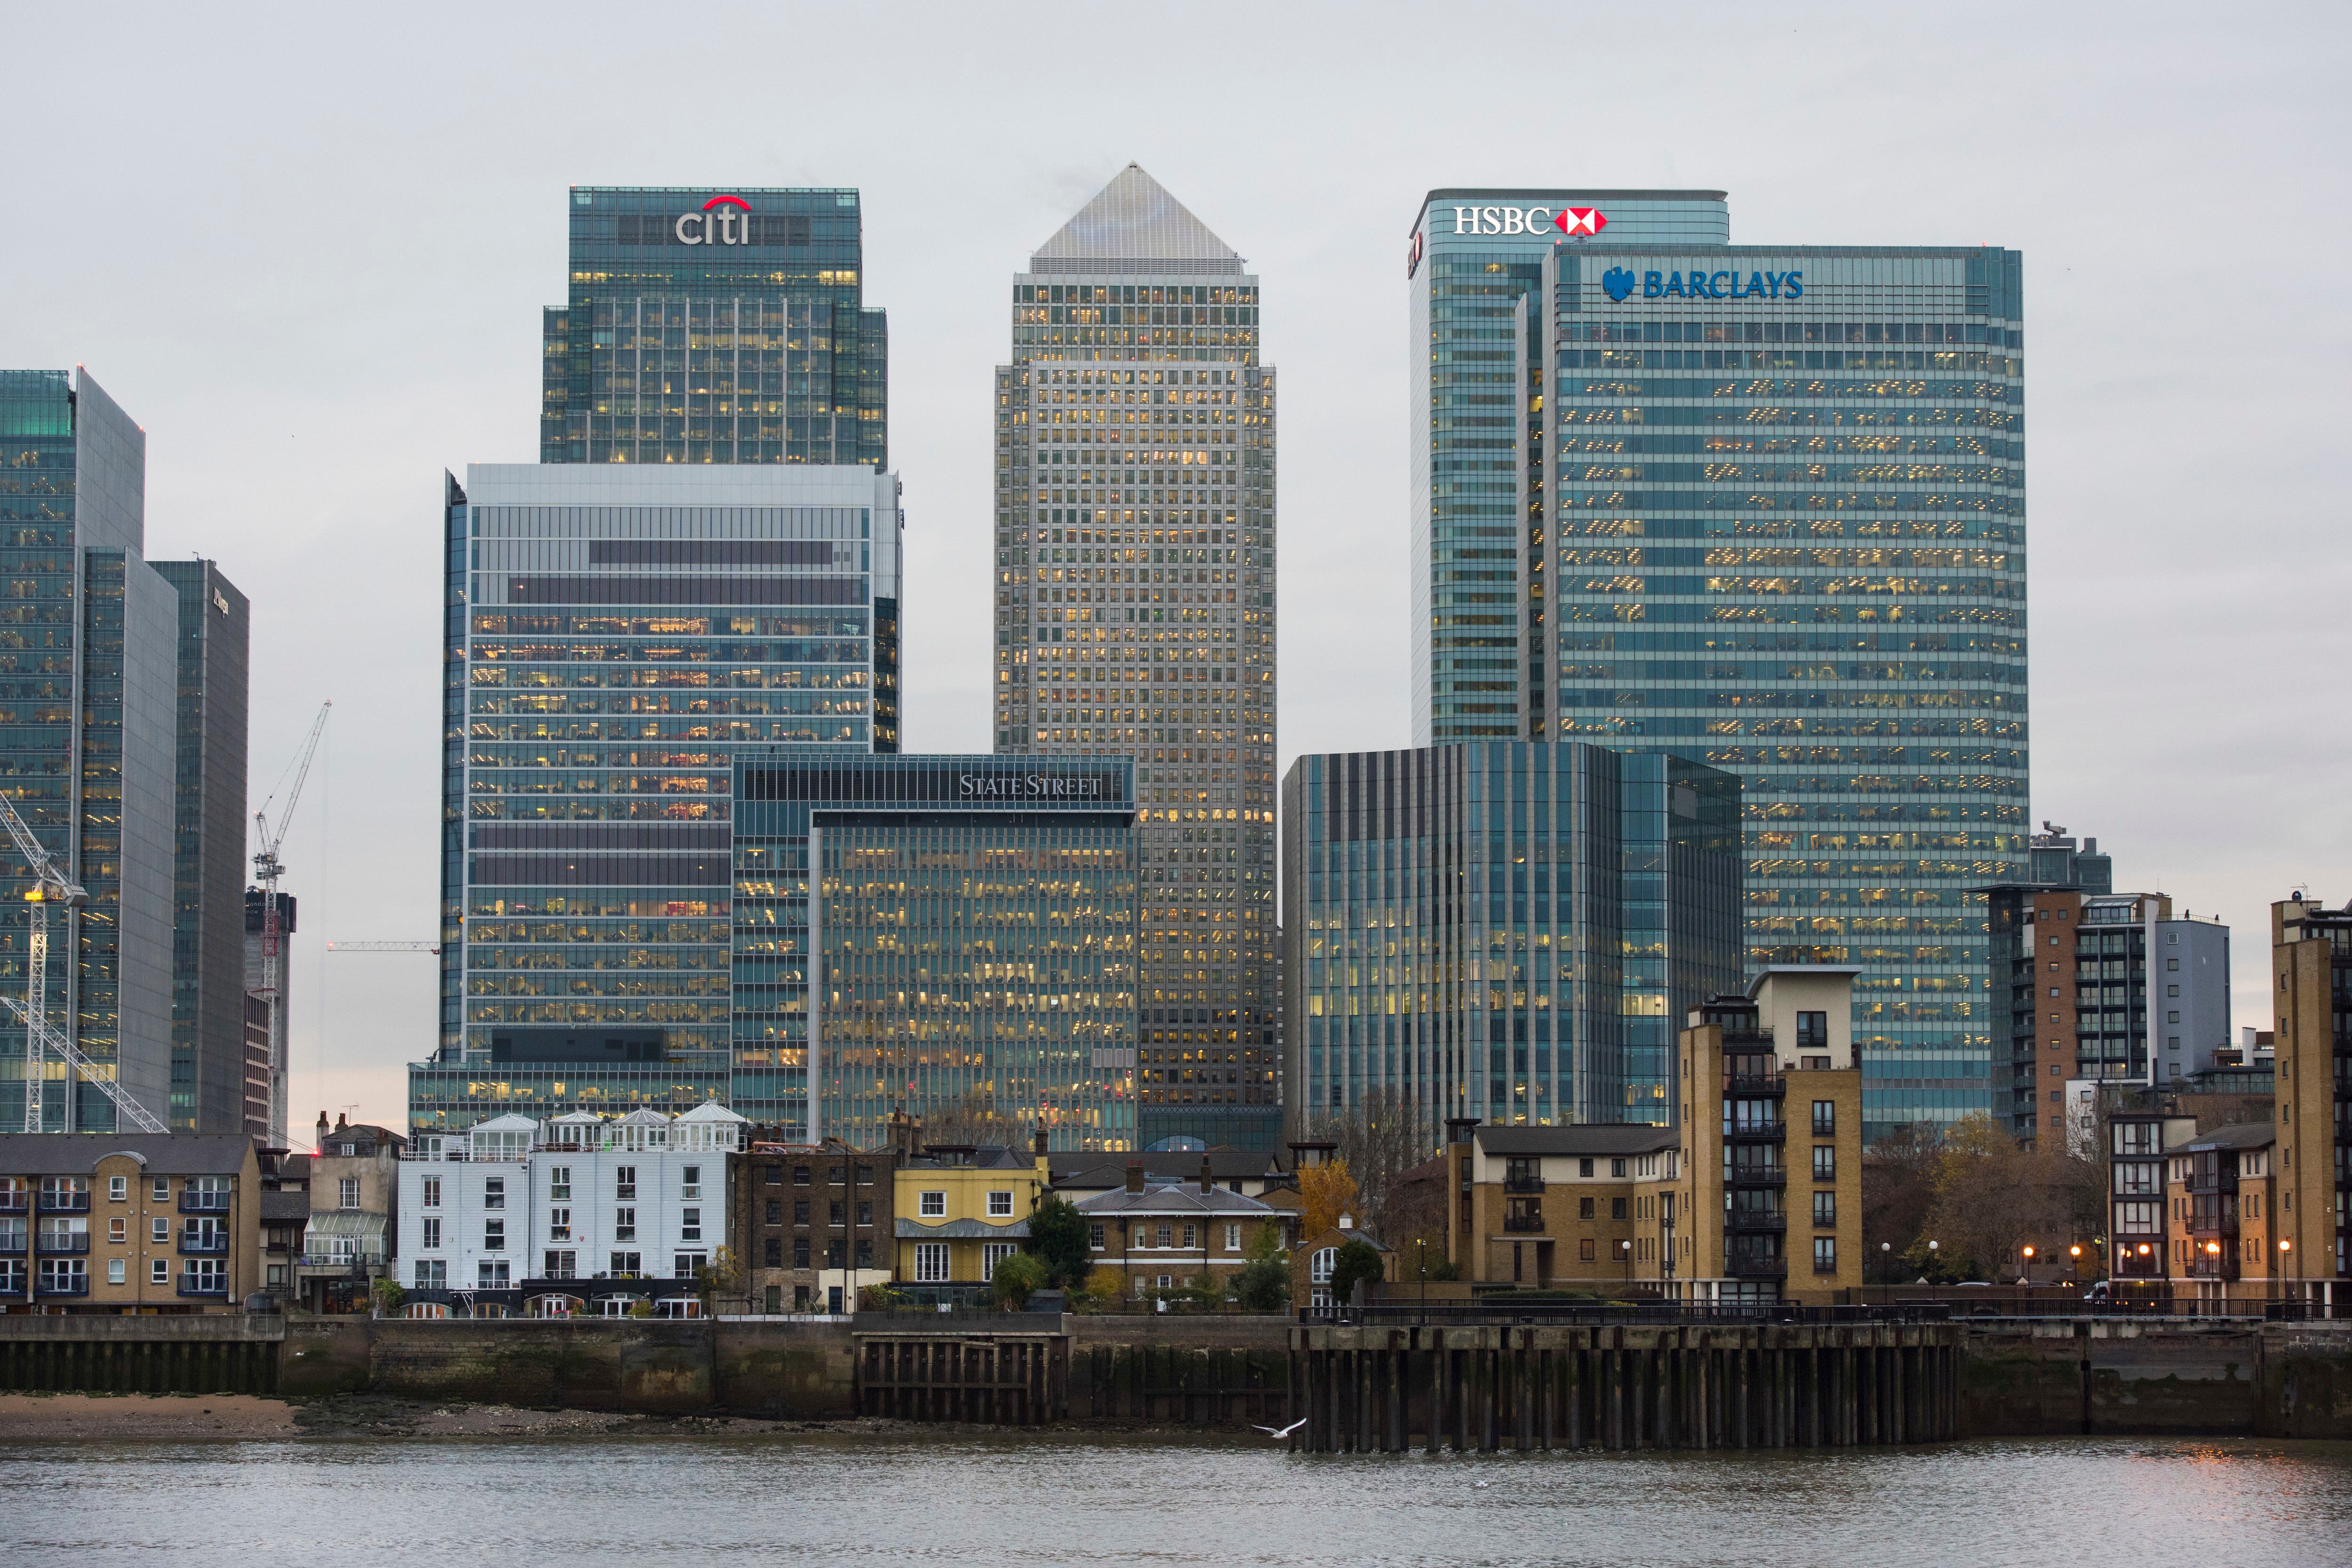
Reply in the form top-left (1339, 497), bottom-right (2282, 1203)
top-left (1601, 266), bottom-right (1636, 302)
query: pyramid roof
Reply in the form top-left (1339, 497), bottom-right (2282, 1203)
top-left (1032, 163), bottom-right (1244, 275)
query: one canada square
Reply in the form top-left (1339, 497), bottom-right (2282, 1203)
top-left (991, 166), bottom-right (1278, 1151)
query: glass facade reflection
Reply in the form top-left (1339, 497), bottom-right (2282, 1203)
top-left (733, 755), bottom-right (1138, 1151)
top-left (414, 464), bottom-right (903, 1133)
top-left (0, 369), bottom-right (176, 1133)
top-left (544, 186), bottom-right (887, 470)
top-left (1282, 742), bottom-right (1742, 1151)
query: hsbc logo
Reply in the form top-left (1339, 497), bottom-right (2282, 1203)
top-left (1450, 205), bottom-right (1609, 238)
top-left (675, 194), bottom-right (753, 246)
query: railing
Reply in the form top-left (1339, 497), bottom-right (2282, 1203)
top-left (1305, 1300), bottom-right (1956, 1327)
top-left (1726, 1254), bottom-right (1788, 1279)
top-left (1728, 1211), bottom-right (1787, 1233)
top-left (37, 1277), bottom-right (89, 1297)
top-left (297, 1250), bottom-right (386, 1269)
top-left (37, 1193), bottom-right (90, 1214)
top-left (177, 1280), bottom-right (230, 1298)
top-left (1726, 1167), bottom-right (1786, 1187)
top-left (1501, 1175), bottom-right (1545, 1194)
top-left (1724, 1121), bottom-right (1786, 1141)
top-left (0, 1193), bottom-right (26, 1213)
top-left (1501, 1210), bottom-right (1546, 1233)
top-left (37, 1235), bottom-right (90, 1254)
top-left (0, 1238), bottom-right (23, 1256)
top-left (178, 1236), bottom-right (230, 1256)
top-left (178, 1194), bottom-right (231, 1214)
top-left (1724, 1072), bottom-right (1784, 1095)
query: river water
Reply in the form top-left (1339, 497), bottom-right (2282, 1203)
top-left (8, 1432), bottom-right (2351, 1564)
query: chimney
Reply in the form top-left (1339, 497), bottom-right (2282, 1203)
top-left (1125, 1160), bottom-right (1144, 1194)
top-left (1339, 1213), bottom-right (1354, 1231)
top-left (1034, 1128), bottom-right (1052, 1187)
top-left (335, 1113), bottom-right (348, 1132)
top-left (315, 1111), bottom-right (328, 1150)
top-left (1199, 1154), bottom-right (1213, 1195)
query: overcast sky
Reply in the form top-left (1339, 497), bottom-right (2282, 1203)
top-left (4, 2), bottom-right (2344, 1131)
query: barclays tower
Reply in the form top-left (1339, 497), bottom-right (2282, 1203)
top-left (1408, 190), bottom-right (2027, 1139)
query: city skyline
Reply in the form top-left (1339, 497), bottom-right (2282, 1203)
top-left (0, 4), bottom-right (2339, 1133)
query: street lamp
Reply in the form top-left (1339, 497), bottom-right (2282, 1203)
top-left (2021, 1244), bottom-right (2036, 1290)
top-left (1880, 1241), bottom-right (1892, 1308)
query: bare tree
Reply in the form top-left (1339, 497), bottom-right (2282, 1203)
top-left (1310, 1088), bottom-right (1436, 1240)
top-left (1918, 1112), bottom-right (2085, 1281)
top-left (920, 1091), bottom-right (1021, 1150)
top-left (1862, 1120), bottom-right (1942, 1276)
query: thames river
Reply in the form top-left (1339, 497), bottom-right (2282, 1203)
top-left (6, 1432), bottom-right (2350, 1564)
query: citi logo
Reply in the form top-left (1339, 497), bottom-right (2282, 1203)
top-left (676, 195), bottom-right (754, 246)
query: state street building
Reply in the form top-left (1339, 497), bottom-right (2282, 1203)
top-left (733, 755), bottom-right (1139, 1153)
top-left (1407, 190), bottom-right (2028, 1139)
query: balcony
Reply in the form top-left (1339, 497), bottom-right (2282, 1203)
top-left (1728, 1211), bottom-right (1787, 1234)
top-left (1502, 1175), bottom-right (1545, 1194)
top-left (1726, 1165), bottom-right (1787, 1188)
top-left (178, 1236), bottom-right (230, 1256)
top-left (37, 1234), bottom-right (90, 1254)
top-left (36, 1279), bottom-right (89, 1297)
top-left (0, 1192), bottom-right (26, 1213)
top-left (176, 1280), bottom-right (230, 1298)
top-left (1724, 1072), bottom-right (1785, 1096)
top-left (1726, 1254), bottom-right (1788, 1279)
top-left (0, 1238), bottom-right (23, 1256)
top-left (38, 1193), bottom-right (90, 1215)
top-left (1502, 1210), bottom-right (1546, 1234)
top-left (1723, 1120), bottom-right (1786, 1142)
top-left (179, 1193), bottom-right (231, 1215)
top-left (297, 1251), bottom-right (386, 1270)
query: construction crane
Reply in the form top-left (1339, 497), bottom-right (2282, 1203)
top-left (252, 702), bottom-right (331, 1024)
top-left (327, 941), bottom-right (439, 955)
top-left (0, 789), bottom-right (166, 1134)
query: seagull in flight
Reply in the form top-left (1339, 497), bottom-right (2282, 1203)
top-left (1252, 1417), bottom-right (1308, 1439)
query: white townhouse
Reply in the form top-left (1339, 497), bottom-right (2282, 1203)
top-left (397, 1104), bottom-right (744, 1309)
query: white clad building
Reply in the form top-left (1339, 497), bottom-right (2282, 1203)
top-left (397, 1103), bottom-right (744, 1311)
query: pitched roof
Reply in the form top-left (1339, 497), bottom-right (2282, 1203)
top-left (676, 1100), bottom-right (748, 1124)
top-left (1049, 1150), bottom-right (1282, 1187)
top-left (1073, 1185), bottom-right (1277, 1218)
top-left (1473, 1124), bottom-right (1678, 1158)
top-left (0, 1134), bottom-right (259, 1177)
top-left (1032, 164), bottom-right (1244, 276)
top-left (2184, 1121), bottom-right (2275, 1152)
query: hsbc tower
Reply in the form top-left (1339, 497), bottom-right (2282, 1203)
top-left (1405, 187), bottom-right (2029, 1142)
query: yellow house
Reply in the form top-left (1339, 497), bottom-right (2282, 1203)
top-left (893, 1136), bottom-right (1051, 1304)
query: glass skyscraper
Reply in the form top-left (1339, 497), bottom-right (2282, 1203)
top-left (152, 560), bottom-right (254, 1137)
top-left (0, 369), bottom-right (176, 1133)
top-left (991, 164), bottom-right (1278, 1151)
top-left (1282, 742), bottom-right (1743, 1150)
top-left (733, 754), bottom-right (1138, 1151)
top-left (415, 463), bottom-right (903, 1133)
top-left (1406, 188), bottom-right (2029, 1139)
top-left (542, 186), bottom-right (887, 470)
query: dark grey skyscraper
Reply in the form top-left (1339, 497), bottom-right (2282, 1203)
top-left (0, 368), bottom-right (175, 1133)
top-left (153, 560), bottom-right (251, 1137)
top-left (991, 164), bottom-right (1279, 1152)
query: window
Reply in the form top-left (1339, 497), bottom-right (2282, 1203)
top-left (792, 1199), bottom-right (810, 1226)
top-left (919, 1190), bottom-right (946, 1218)
top-left (1813, 1238), bottom-right (1837, 1274)
top-left (484, 1218), bottom-right (505, 1251)
top-left (107, 1257), bottom-right (125, 1285)
top-left (982, 1241), bottom-right (1020, 1275)
top-left (483, 1178), bottom-right (505, 1210)
top-left (792, 1239), bottom-right (810, 1268)
top-left (422, 1217), bottom-right (442, 1250)
top-left (616, 1167), bottom-right (637, 1201)
top-left (609, 1251), bottom-right (641, 1276)
top-left (856, 1165), bottom-right (874, 1186)
top-left (2114, 1201), bottom-right (2162, 1236)
top-left (1310, 1247), bottom-right (1337, 1284)
top-left (477, 1261), bottom-right (510, 1289)
top-left (1812, 1146), bottom-right (1836, 1181)
top-left (150, 1258), bottom-right (169, 1285)
top-left (151, 1177), bottom-right (168, 1202)
top-left (915, 1242), bottom-right (949, 1282)
top-left (856, 1201), bottom-right (872, 1227)
top-left (422, 1178), bottom-right (441, 1209)
top-left (681, 1208), bottom-right (702, 1242)
top-left (340, 1177), bottom-right (361, 1210)
top-left (1579, 1238), bottom-right (1596, 1262)
top-left (763, 1165), bottom-right (782, 1186)
top-left (1579, 1158), bottom-right (1594, 1178)
top-left (987, 1190), bottom-right (1014, 1218)
top-left (544, 1250), bottom-right (577, 1279)
top-left (107, 1217), bottom-right (126, 1243)
top-left (682, 1166), bottom-right (702, 1200)
top-left (614, 1207), bottom-right (637, 1242)
top-left (107, 1176), bottom-right (126, 1202)
top-left (1813, 1192), bottom-right (1836, 1227)
top-left (549, 1207), bottom-right (571, 1241)
top-left (151, 1218), bottom-right (168, 1244)
top-left (793, 1166), bottom-right (810, 1186)
top-left (182, 1258), bottom-right (227, 1294)
top-left (1090, 1224), bottom-right (1107, 1250)
top-left (414, 1259), bottom-right (446, 1289)
top-left (763, 1237), bottom-right (783, 1266)
top-left (1610, 1159), bottom-right (1627, 1178)
top-left (549, 1167), bottom-right (572, 1202)
top-left (1579, 1195), bottom-right (1595, 1219)
top-left (1156, 1224), bottom-right (1174, 1248)
top-left (673, 1252), bottom-right (708, 1280)
top-left (1610, 1197), bottom-right (1627, 1220)
top-left (1797, 1011), bottom-right (1828, 1053)
top-left (1225, 1223), bottom-right (1242, 1252)
top-left (1811, 1100), bottom-right (1834, 1136)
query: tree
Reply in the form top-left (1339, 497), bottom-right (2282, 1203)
top-left (695, 1246), bottom-right (742, 1306)
top-left (1383, 1156), bottom-right (1450, 1278)
top-left (991, 1250), bottom-right (1046, 1309)
top-left (1024, 1193), bottom-right (1092, 1289)
top-left (1079, 1265), bottom-right (1129, 1313)
top-left (1917, 1112), bottom-right (2084, 1281)
top-left (923, 1091), bottom-right (1021, 1149)
top-left (1310, 1088), bottom-right (1432, 1237)
top-left (1863, 1121), bottom-right (1943, 1278)
top-left (1229, 1221), bottom-right (1290, 1313)
top-left (1326, 1239), bottom-right (1386, 1305)
top-left (1298, 1159), bottom-right (1360, 1239)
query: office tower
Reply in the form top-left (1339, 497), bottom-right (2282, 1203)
top-left (1985, 886), bottom-right (2230, 1139)
top-left (1282, 742), bottom-right (1744, 1152)
top-left (992, 164), bottom-right (1278, 1151)
top-left (732, 754), bottom-right (1139, 1151)
top-left (0, 369), bottom-right (175, 1132)
top-left (2272, 895), bottom-right (2349, 1302)
top-left (1406, 188), bottom-right (2030, 1141)
top-left (152, 561), bottom-right (251, 1136)
top-left (241, 889), bottom-right (295, 1142)
top-left (541, 186), bottom-right (886, 469)
top-left (412, 463), bottom-right (903, 1134)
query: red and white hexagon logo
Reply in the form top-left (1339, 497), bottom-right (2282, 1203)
top-left (1555, 207), bottom-right (1608, 237)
